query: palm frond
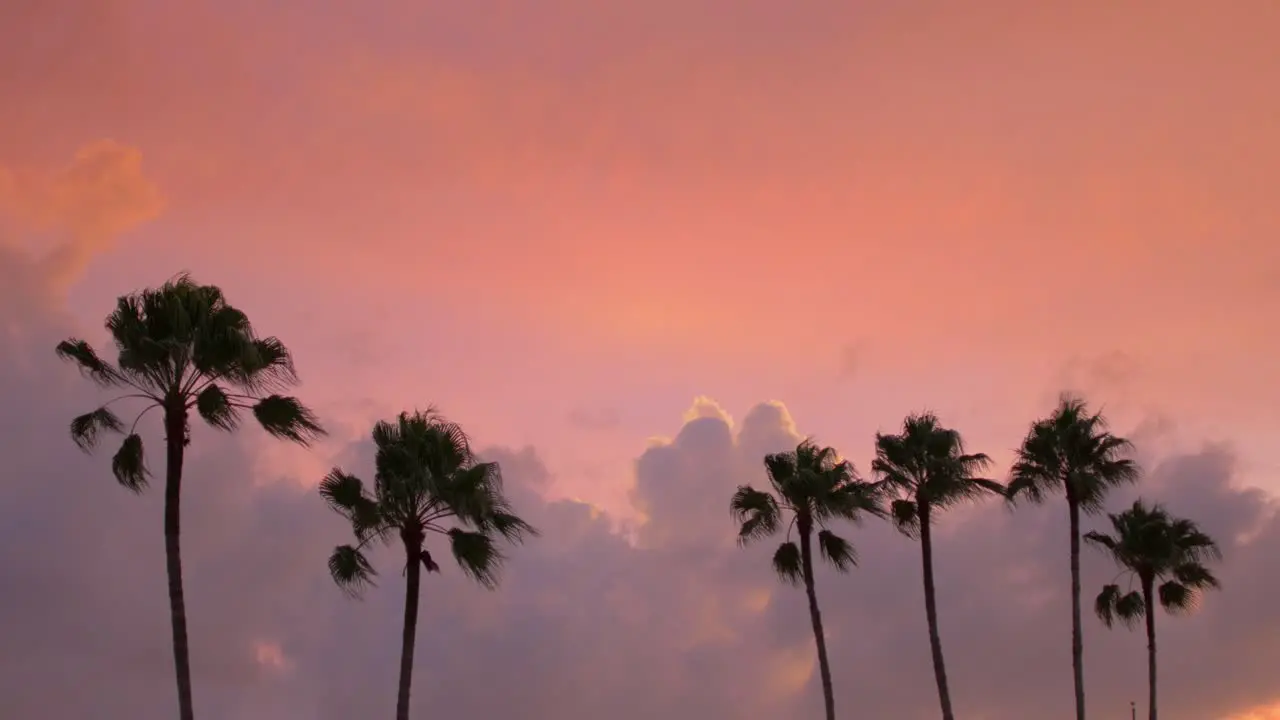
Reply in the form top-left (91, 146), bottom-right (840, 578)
top-left (1157, 580), bottom-right (1197, 614)
top-left (319, 469), bottom-right (369, 512)
top-left (486, 510), bottom-right (538, 543)
top-left (771, 541), bottom-right (803, 586)
top-left (1172, 562), bottom-right (1219, 591)
top-left (1083, 530), bottom-right (1120, 557)
top-left (234, 336), bottom-right (299, 394)
top-left (763, 450), bottom-right (800, 496)
top-left (729, 485), bottom-right (781, 545)
top-left (111, 434), bottom-right (149, 492)
top-left (328, 544), bottom-right (377, 598)
top-left (817, 529), bottom-right (857, 571)
top-left (1095, 584), bottom-right (1122, 628)
top-left (420, 548), bottom-right (441, 574)
top-left (195, 384), bottom-right (240, 431)
top-left (1114, 589), bottom-right (1146, 628)
top-left (820, 477), bottom-right (885, 523)
top-left (448, 529), bottom-right (502, 589)
top-left (890, 498), bottom-right (920, 537)
top-left (70, 407), bottom-right (124, 450)
top-left (55, 339), bottom-right (123, 387)
top-left (251, 395), bottom-right (325, 445)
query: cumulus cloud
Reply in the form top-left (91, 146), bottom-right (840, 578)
top-left (5, 296), bottom-right (1280, 720)
top-left (1, 177), bottom-right (1278, 717)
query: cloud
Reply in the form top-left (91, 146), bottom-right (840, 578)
top-left (0, 140), bottom-right (162, 289)
top-left (5, 321), bottom-right (1280, 720)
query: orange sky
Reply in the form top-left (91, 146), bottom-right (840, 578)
top-left (2, 1), bottom-right (1278, 718)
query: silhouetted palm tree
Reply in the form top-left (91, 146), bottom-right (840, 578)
top-left (730, 440), bottom-right (883, 720)
top-left (1007, 394), bottom-right (1139, 720)
top-left (872, 413), bottom-right (1004, 720)
top-left (1086, 500), bottom-right (1221, 720)
top-left (321, 409), bottom-right (536, 720)
top-left (57, 274), bottom-right (324, 720)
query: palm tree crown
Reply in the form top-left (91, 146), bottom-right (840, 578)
top-left (1006, 394), bottom-right (1139, 510)
top-left (321, 409), bottom-right (536, 595)
top-left (730, 440), bottom-right (883, 582)
top-left (57, 273), bottom-right (325, 487)
top-left (872, 412), bottom-right (1003, 536)
top-left (1086, 500), bottom-right (1222, 627)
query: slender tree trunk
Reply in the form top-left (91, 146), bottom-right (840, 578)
top-left (1068, 499), bottom-right (1085, 720)
top-left (163, 406), bottom-right (195, 720)
top-left (1142, 579), bottom-right (1157, 720)
top-left (396, 540), bottom-right (423, 720)
top-left (799, 526), bottom-right (836, 720)
top-left (919, 502), bottom-right (955, 720)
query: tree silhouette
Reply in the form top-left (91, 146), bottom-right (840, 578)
top-left (1086, 500), bottom-right (1221, 720)
top-left (872, 412), bottom-right (1004, 720)
top-left (321, 409), bottom-right (535, 720)
top-left (1007, 394), bottom-right (1139, 720)
top-left (730, 440), bottom-right (884, 720)
top-left (57, 274), bottom-right (324, 720)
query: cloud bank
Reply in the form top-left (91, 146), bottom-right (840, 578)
top-left (2, 258), bottom-right (1279, 720)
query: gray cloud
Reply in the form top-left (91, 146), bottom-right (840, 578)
top-left (2, 249), bottom-right (1279, 719)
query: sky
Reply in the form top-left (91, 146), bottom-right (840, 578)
top-left (1, 0), bottom-right (1278, 718)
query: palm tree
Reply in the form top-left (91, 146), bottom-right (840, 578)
top-left (872, 413), bottom-right (1004, 720)
top-left (1085, 500), bottom-right (1221, 720)
top-left (729, 440), bottom-right (883, 720)
top-left (321, 409), bottom-right (536, 720)
top-left (1006, 394), bottom-right (1139, 720)
top-left (56, 274), bottom-right (324, 720)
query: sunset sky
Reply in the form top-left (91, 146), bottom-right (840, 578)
top-left (2, 1), bottom-right (1278, 718)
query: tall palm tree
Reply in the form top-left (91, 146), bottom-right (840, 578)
top-left (1085, 500), bottom-right (1221, 720)
top-left (729, 440), bottom-right (884, 720)
top-left (321, 409), bottom-right (536, 720)
top-left (56, 274), bottom-right (324, 720)
top-left (1006, 394), bottom-right (1139, 720)
top-left (872, 413), bottom-right (1004, 720)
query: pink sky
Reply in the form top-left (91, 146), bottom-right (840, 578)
top-left (2, 1), bottom-right (1278, 718)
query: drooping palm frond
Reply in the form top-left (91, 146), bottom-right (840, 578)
top-left (730, 485), bottom-right (782, 546)
top-left (817, 529), bottom-right (857, 570)
top-left (55, 340), bottom-right (125, 388)
top-left (329, 544), bottom-right (379, 598)
top-left (70, 407), bottom-right (125, 450)
top-left (111, 433), bottom-right (149, 492)
top-left (251, 395), bottom-right (324, 445)
top-left (772, 541), bottom-right (804, 585)
top-left (1094, 583), bottom-right (1145, 628)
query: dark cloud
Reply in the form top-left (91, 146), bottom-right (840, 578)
top-left (2, 245), bottom-right (1279, 719)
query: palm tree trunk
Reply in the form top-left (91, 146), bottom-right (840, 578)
top-left (163, 407), bottom-right (195, 720)
top-left (1142, 579), bottom-right (1157, 720)
top-left (799, 527), bottom-right (836, 720)
top-left (396, 542), bottom-right (423, 720)
top-left (919, 503), bottom-right (955, 720)
top-left (1068, 499), bottom-right (1085, 720)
